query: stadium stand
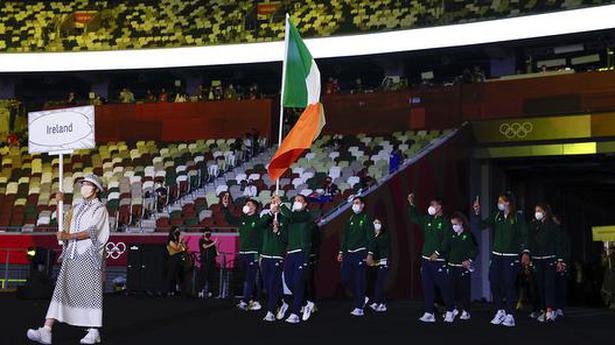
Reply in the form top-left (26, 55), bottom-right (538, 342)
top-left (0, 0), bottom-right (611, 52)
top-left (0, 129), bottom-right (448, 232)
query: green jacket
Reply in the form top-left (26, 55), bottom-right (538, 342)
top-left (280, 205), bottom-right (314, 256)
top-left (445, 230), bottom-right (478, 265)
top-left (224, 208), bottom-right (266, 254)
top-left (408, 205), bottom-right (449, 259)
top-left (477, 211), bottom-right (528, 255)
top-left (340, 212), bottom-right (374, 254)
top-left (528, 219), bottom-right (565, 260)
top-left (260, 212), bottom-right (288, 258)
top-left (371, 231), bottom-right (390, 264)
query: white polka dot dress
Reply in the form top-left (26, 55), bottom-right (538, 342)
top-left (46, 199), bottom-right (110, 328)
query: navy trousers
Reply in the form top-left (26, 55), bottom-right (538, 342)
top-left (261, 257), bottom-right (284, 314)
top-left (554, 268), bottom-right (568, 310)
top-left (421, 258), bottom-right (453, 313)
top-left (449, 266), bottom-right (471, 312)
top-left (341, 250), bottom-right (367, 309)
top-left (489, 254), bottom-right (520, 314)
top-left (373, 263), bottom-right (388, 304)
top-left (533, 258), bottom-right (557, 310)
top-left (284, 252), bottom-right (308, 315)
top-left (239, 253), bottom-right (259, 304)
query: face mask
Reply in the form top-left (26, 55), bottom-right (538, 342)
top-left (535, 212), bottom-right (544, 221)
top-left (352, 204), bottom-right (362, 214)
top-left (497, 203), bottom-right (506, 211)
top-left (81, 185), bottom-right (95, 199)
top-left (427, 206), bottom-right (437, 216)
top-left (292, 201), bottom-right (304, 212)
top-left (374, 223), bottom-right (382, 231)
top-left (242, 205), bottom-right (251, 215)
top-left (452, 224), bottom-right (463, 234)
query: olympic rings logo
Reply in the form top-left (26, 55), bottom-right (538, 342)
top-left (105, 242), bottom-right (126, 260)
top-left (498, 122), bottom-right (534, 139)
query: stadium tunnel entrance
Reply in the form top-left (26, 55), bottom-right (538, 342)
top-left (469, 112), bottom-right (615, 307)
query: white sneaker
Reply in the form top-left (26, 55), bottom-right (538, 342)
top-left (555, 309), bottom-right (564, 317)
top-left (419, 312), bottom-right (436, 323)
top-left (249, 301), bottom-right (262, 311)
top-left (460, 310), bottom-right (471, 320)
top-left (369, 303), bottom-right (379, 312)
top-left (26, 327), bottom-right (52, 345)
top-left (363, 296), bottom-right (369, 308)
top-left (237, 301), bottom-right (248, 311)
top-left (529, 311), bottom-right (541, 319)
top-left (537, 312), bottom-right (546, 323)
top-left (302, 301), bottom-right (315, 321)
top-left (285, 313), bottom-right (300, 324)
top-left (263, 311), bottom-right (276, 322)
top-left (377, 304), bottom-right (387, 312)
top-left (350, 308), bottom-right (364, 316)
top-left (443, 311), bottom-right (455, 323)
top-left (490, 310), bottom-right (506, 325)
top-left (545, 310), bottom-right (557, 322)
top-left (80, 328), bottom-right (101, 344)
top-left (452, 308), bottom-right (459, 318)
top-left (277, 301), bottom-right (289, 320)
top-left (502, 314), bottom-right (516, 327)
top-left (197, 291), bottom-right (204, 298)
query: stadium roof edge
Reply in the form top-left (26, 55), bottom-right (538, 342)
top-left (1, 5), bottom-right (614, 72)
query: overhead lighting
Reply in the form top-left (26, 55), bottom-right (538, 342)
top-left (0, 5), bottom-right (614, 72)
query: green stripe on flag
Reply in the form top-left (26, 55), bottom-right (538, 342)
top-left (282, 18), bottom-right (314, 108)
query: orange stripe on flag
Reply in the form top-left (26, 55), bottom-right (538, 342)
top-left (268, 103), bottom-right (325, 181)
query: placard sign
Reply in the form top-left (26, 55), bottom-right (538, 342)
top-left (28, 105), bottom-right (95, 154)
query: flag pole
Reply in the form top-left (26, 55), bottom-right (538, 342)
top-left (275, 13), bottom-right (290, 195)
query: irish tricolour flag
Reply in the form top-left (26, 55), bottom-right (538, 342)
top-left (268, 15), bottom-right (325, 182)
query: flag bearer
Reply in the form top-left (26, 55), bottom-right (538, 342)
top-left (446, 212), bottom-right (478, 321)
top-left (223, 195), bottom-right (265, 311)
top-left (259, 199), bottom-right (288, 322)
top-left (473, 192), bottom-right (529, 327)
top-left (407, 192), bottom-right (455, 323)
top-left (276, 194), bottom-right (315, 324)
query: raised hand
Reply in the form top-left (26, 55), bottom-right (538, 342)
top-left (473, 195), bottom-right (480, 216)
top-left (407, 193), bottom-right (414, 206)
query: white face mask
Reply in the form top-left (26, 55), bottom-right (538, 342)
top-left (292, 201), bottom-right (304, 212)
top-left (80, 185), bottom-right (95, 199)
top-left (427, 206), bottom-right (437, 216)
top-left (535, 212), bottom-right (544, 221)
top-left (497, 203), bottom-right (507, 211)
top-left (352, 203), bottom-right (362, 214)
top-left (242, 205), bottom-right (251, 215)
top-left (374, 223), bottom-right (382, 231)
top-left (452, 224), bottom-right (463, 234)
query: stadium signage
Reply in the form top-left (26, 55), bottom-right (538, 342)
top-left (28, 105), bottom-right (95, 154)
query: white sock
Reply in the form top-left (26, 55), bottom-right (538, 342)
top-left (43, 325), bottom-right (52, 331)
